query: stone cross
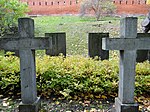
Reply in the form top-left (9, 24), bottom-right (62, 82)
top-left (45, 32), bottom-right (66, 56)
top-left (88, 33), bottom-right (109, 60)
top-left (102, 17), bottom-right (150, 112)
top-left (0, 18), bottom-right (53, 112)
top-left (88, 32), bottom-right (149, 62)
top-left (3, 33), bottom-right (66, 57)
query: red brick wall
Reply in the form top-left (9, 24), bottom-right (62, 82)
top-left (114, 0), bottom-right (149, 15)
top-left (21, 0), bottom-right (150, 15)
top-left (21, 0), bottom-right (80, 15)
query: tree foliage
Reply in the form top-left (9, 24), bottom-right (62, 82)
top-left (0, 0), bottom-right (28, 36)
top-left (80, 0), bottom-right (116, 20)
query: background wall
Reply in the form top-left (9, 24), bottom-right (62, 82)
top-left (20, 0), bottom-right (150, 15)
top-left (115, 0), bottom-right (149, 15)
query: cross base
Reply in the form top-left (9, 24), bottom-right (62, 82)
top-left (19, 97), bottom-right (41, 112)
top-left (115, 98), bottom-right (139, 112)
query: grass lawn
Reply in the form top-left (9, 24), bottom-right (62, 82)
top-left (33, 16), bottom-right (120, 56)
top-left (32, 15), bottom-right (145, 56)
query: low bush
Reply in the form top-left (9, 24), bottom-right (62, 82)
top-left (0, 55), bottom-right (149, 98)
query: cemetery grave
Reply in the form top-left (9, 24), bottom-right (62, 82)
top-left (0, 16), bottom-right (149, 112)
top-left (102, 17), bottom-right (150, 112)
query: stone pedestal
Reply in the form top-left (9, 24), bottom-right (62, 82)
top-left (19, 97), bottom-right (41, 112)
top-left (115, 98), bottom-right (139, 112)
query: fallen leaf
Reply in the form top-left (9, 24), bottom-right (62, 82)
top-left (147, 106), bottom-right (150, 111)
top-left (139, 105), bottom-right (143, 110)
top-left (90, 94), bottom-right (94, 98)
top-left (53, 98), bottom-right (56, 101)
top-left (84, 110), bottom-right (88, 112)
top-left (84, 96), bottom-right (88, 100)
top-left (55, 101), bottom-right (60, 105)
top-left (143, 100), bottom-right (150, 106)
top-left (73, 95), bottom-right (78, 100)
top-left (95, 95), bottom-right (101, 99)
top-left (84, 100), bottom-right (90, 105)
top-left (137, 96), bottom-right (145, 103)
top-left (90, 108), bottom-right (97, 112)
top-left (8, 92), bottom-right (13, 95)
top-left (101, 95), bottom-right (107, 99)
top-left (78, 101), bottom-right (82, 104)
top-left (106, 101), bottom-right (109, 103)
top-left (69, 100), bottom-right (73, 103)
top-left (3, 98), bottom-right (8, 101)
top-left (3, 102), bottom-right (9, 107)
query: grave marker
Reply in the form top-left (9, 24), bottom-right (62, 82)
top-left (0, 18), bottom-right (53, 112)
top-left (102, 17), bottom-right (150, 112)
top-left (88, 32), bottom-right (149, 62)
top-left (45, 33), bottom-right (66, 56)
top-left (137, 33), bottom-right (150, 62)
top-left (88, 33), bottom-right (109, 60)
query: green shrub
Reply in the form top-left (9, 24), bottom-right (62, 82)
top-left (0, 55), bottom-right (149, 98)
top-left (0, 55), bottom-right (20, 94)
top-left (135, 61), bottom-right (150, 95)
top-left (0, 0), bottom-right (28, 36)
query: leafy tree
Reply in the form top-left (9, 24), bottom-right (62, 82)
top-left (80, 0), bottom-right (116, 20)
top-left (0, 0), bottom-right (28, 36)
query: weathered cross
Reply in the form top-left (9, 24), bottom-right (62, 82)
top-left (0, 18), bottom-right (52, 111)
top-left (102, 17), bottom-right (150, 112)
top-left (88, 32), bottom-right (149, 62)
top-left (3, 32), bottom-right (66, 57)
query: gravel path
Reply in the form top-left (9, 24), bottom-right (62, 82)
top-left (0, 96), bottom-right (149, 112)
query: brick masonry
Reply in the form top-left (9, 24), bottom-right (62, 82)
top-left (20, 0), bottom-right (150, 15)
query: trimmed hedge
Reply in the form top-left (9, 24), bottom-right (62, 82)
top-left (0, 55), bottom-right (149, 98)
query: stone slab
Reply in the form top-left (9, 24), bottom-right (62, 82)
top-left (137, 33), bottom-right (150, 62)
top-left (88, 33), bottom-right (109, 60)
top-left (45, 33), bottom-right (66, 56)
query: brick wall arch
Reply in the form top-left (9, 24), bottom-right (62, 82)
top-left (21, 0), bottom-right (150, 15)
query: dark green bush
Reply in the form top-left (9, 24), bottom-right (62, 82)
top-left (0, 55), bottom-right (149, 98)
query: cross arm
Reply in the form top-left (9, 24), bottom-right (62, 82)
top-left (0, 37), bottom-right (52, 50)
top-left (102, 38), bottom-right (150, 50)
top-left (19, 37), bottom-right (52, 50)
top-left (0, 38), bottom-right (19, 50)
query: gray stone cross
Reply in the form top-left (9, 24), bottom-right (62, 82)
top-left (0, 18), bottom-right (52, 112)
top-left (102, 17), bottom-right (150, 112)
top-left (4, 33), bottom-right (67, 57)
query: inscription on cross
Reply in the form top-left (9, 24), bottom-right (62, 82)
top-left (102, 17), bottom-right (150, 112)
top-left (0, 18), bottom-right (52, 112)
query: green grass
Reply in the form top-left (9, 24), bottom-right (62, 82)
top-left (1, 15), bottom-right (146, 56)
top-left (32, 15), bottom-right (122, 56)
